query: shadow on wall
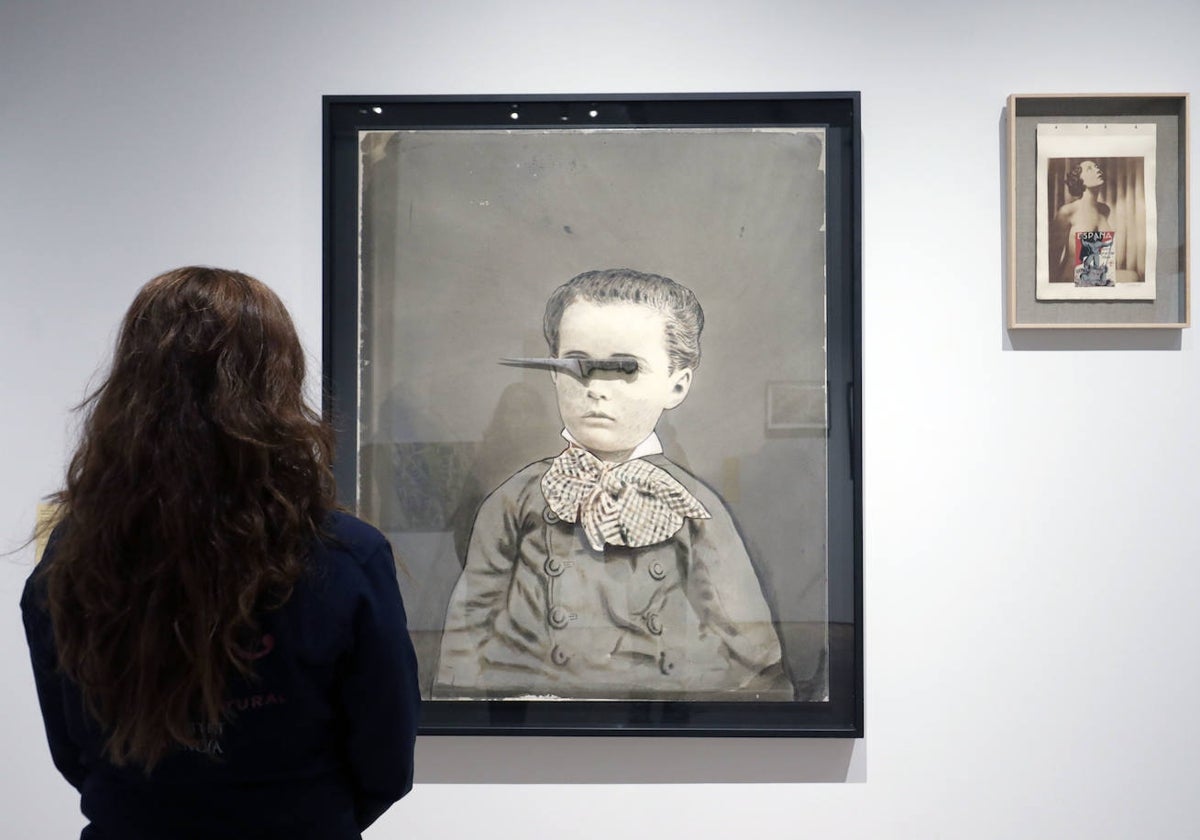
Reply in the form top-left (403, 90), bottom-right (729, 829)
top-left (416, 734), bottom-right (862, 784)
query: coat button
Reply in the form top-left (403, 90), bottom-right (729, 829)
top-left (544, 556), bottom-right (565, 577)
top-left (659, 652), bottom-right (676, 676)
top-left (550, 645), bottom-right (570, 666)
top-left (542, 506), bottom-right (560, 524)
top-left (648, 560), bottom-right (666, 580)
top-left (645, 613), bottom-right (663, 635)
top-left (548, 605), bottom-right (571, 629)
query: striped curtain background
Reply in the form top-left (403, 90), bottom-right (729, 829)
top-left (1046, 157), bottom-right (1146, 277)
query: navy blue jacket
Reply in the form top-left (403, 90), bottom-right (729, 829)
top-left (21, 512), bottom-right (420, 839)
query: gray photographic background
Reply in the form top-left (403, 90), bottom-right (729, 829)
top-left (357, 127), bottom-right (829, 699)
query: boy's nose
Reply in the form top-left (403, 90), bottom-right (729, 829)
top-left (585, 379), bottom-right (612, 399)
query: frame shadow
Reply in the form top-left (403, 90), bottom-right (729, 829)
top-left (417, 735), bottom-right (863, 784)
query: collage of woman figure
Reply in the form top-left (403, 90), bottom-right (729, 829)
top-left (1036, 123), bottom-right (1158, 301)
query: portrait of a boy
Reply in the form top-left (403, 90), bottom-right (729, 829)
top-left (351, 125), bottom-right (832, 706)
top-left (433, 269), bottom-right (793, 700)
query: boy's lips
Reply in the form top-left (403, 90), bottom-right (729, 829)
top-left (582, 410), bottom-right (615, 421)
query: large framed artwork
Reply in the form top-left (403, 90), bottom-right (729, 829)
top-left (1007, 93), bottom-right (1190, 329)
top-left (323, 93), bottom-right (863, 735)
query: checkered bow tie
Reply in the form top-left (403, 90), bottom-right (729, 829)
top-left (541, 446), bottom-right (711, 552)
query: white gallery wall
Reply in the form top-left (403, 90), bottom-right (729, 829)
top-left (2, 1), bottom-right (1197, 837)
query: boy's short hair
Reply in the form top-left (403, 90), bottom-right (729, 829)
top-left (543, 268), bottom-right (705, 372)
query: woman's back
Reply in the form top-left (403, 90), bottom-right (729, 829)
top-left (21, 268), bottom-right (419, 839)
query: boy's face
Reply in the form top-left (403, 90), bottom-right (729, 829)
top-left (552, 300), bottom-right (692, 462)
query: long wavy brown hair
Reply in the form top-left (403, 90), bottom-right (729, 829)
top-left (41, 266), bottom-right (336, 770)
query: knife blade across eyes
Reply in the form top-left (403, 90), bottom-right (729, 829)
top-left (500, 357), bottom-right (639, 377)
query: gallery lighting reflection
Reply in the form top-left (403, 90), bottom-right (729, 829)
top-left (371, 106), bottom-right (382, 114)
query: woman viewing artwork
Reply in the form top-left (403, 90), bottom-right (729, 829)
top-left (21, 267), bottom-right (420, 840)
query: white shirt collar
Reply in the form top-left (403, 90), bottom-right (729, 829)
top-left (561, 429), bottom-right (663, 462)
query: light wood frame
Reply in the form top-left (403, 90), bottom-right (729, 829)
top-left (1007, 93), bottom-right (1190, 329)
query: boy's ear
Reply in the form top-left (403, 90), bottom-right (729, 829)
top-left (664, 368), bottom-right (693, 410)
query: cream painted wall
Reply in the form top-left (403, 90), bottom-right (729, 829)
top-left (2, 1), bottom-right (1197, 838)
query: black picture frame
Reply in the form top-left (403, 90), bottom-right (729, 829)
top-left (323, 93), bottom-right (862, 736)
